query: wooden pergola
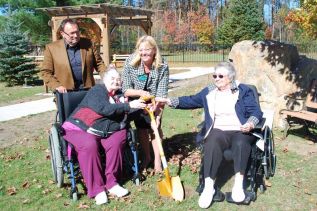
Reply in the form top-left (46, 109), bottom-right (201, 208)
top-left (37, 3), bottom-right (154, 65)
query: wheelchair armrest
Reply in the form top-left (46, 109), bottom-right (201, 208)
top-left (254, 117), bottom-right (266, 130)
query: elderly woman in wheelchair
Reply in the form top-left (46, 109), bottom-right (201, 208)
top-left (159, 61), bottom-right (263, 208)
top-left (61, 68), bottom-right (146, 205)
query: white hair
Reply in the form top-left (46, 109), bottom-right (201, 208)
top-left (215, 61), bottom-right (236, 81)
top-left (103, 67), bottom-right (120, 84)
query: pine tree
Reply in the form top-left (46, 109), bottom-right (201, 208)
top-left (0, 18), bottom-right (38, 86)
top-left (215, 0), bottom-right (265, 47)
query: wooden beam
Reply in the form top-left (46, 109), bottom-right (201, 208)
top-left (38, 3), bottom-right (154, 18)
top-left (101, 16), bottom-right (110, 66)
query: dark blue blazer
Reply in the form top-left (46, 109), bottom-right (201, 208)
top-left (170, 83), bottom-right (263, 143)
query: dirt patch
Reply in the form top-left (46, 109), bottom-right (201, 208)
top-left (276, 135), bottom-right (317, 156)
top-left (0, 111), bottom-right (55, 149)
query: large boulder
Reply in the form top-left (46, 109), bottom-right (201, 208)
top-left (228, 40), bottom-right (317, 127)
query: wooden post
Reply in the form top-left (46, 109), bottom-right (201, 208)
top-left (147, 18), bottom-right (152, 35)
top-left (101, 16), bottom-right (110, 66)
top-left (51, 18), bottom-right (58, 42)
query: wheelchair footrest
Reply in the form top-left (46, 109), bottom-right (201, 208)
top-left (225, 191), bottom-right (255, 205)
top-left (213, 188), bottom-right (225, 202)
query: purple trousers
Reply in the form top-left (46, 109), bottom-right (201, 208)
top-left (62, 121), bottom-right (126, 198)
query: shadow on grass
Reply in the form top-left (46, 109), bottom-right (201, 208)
top-left (164, 132), bottom-right (198, 171)
top-left (287, 124), bottom-right (317, 143)
top-left (163, 132), bottom-right (236, 191)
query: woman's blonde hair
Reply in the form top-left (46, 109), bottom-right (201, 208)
top-left (130, 35), bottom-right (163, 70)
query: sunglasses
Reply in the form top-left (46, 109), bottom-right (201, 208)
top-left (212, 74), bottom-right (225, 79)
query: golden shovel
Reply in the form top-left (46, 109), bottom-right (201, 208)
top-left (143, 97), bottom-right (184, 202)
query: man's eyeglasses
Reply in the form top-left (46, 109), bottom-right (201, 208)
top-left (62, 30), bottom-right (80, 37)
top-left (212, 74), bottom-right (225, 79)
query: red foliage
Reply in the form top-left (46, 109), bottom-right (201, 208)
top-left (160, 6), bottom-right (214, 44)
top-left (162, 11), bottom-right (177, 43)
top-left (265, 26), bottom-right (272, 40)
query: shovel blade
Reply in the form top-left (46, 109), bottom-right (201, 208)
top-left (157, 176), bottom-right (184, 202)
top-left (171, 176), bottom-right (184, 202)
top-left (157, 178), bottom-right (172, 197)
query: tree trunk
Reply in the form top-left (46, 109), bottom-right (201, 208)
top-left (271, 0), bottom-right (275, 39)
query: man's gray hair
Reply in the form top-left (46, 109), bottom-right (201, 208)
top-left (215, 61), bottom-right (236, 81)
top-left (60, 18), bottom-right (78, 32)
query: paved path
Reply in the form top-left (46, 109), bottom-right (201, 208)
top-left (0, 97), bottom-right (56, 122)
top-left (0, 67), bottom-right (214, 122)
top-left (169, 67), bottom-right (214, 82)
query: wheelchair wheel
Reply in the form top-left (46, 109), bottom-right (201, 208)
top-left (49, 125), bottom-right (64, 188)
top-left (134, 178), bottom-right (140, 186)
top-left (72, 192), bottom-right (78, 201)
top-left (123, 128), bottom-right (143, 185)
top-left (263, 126), bottom-right (276, 179)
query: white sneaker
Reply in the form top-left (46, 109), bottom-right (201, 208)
top-left (231, 185), bottom-right (245, 203)
top-left (198, 177), bottom-right (215, 209)
top-left (108, 184), bottom-right (129, 197)
top-left (95, 191), bottom-right (108, 205)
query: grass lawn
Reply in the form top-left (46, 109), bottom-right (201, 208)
top-left (1, 109), bottom-right (317, 210)
top-left (0, 74), bottom-right (317, 210)
top-left (0, 83), bottom-right (47, 106)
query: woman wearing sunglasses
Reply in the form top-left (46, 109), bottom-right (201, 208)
top-left (157, 61), bottom-right (263, 209)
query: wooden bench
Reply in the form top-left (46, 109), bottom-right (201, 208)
top-left (112, 54), bottom-right (129, 67)
top-left (280, 79), bottom-right (317, 140)
top-left (24, 55), bottom-right (44, 61)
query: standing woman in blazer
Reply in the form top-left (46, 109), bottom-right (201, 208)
top-left (121, 35), bottom-right (169, 173)
top-left (40, 18), bottom-right (105, 93)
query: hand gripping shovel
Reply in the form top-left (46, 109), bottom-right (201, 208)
top-left (143, 98), bottom-right (184, 202)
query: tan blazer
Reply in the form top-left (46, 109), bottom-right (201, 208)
top-left (40, 38), bottom-right (106, 90)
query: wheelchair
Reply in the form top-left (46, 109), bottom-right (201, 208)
top-left (196, 85), bottom-right (277, 204)
top-left (48, 90), bottom-right (143, 201)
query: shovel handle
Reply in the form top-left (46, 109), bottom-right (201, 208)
top-left (144, 107), bottom-right (169, 170)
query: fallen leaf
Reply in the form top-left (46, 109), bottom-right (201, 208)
top-left (22, 199), bottom-right (30, 204)
top-left (283, 147), bottom-right (288, 153)
top-left (55, 193), bottom-right (63, 198)
top-left (309, 197), bottom-right (316, 203)
top-left (78, 202), bottom-right (90, 209)
top-left (64, 201), bottom-right (70, 206)
top-left (22, 181), bottom-right (30, 189)
top-left (48, 180), bottom-right (55, 185)
top-left (294, 168), bottom-right (301, 172)
top-left (7, 187), bottom-right (17, 195)
top-left (4, 152), bottom-right (25, 161)
top-left (42, 188), bottom-right (50, 194)
top-left (304, 189), bottom-right (312, 195)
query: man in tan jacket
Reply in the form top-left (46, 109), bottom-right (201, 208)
top-left (41, 19), bottom-right (106, 93)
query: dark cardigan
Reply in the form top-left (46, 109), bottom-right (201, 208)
top-left (67, 84), bottom-right (132, 137)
